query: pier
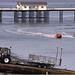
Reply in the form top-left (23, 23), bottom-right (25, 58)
top-left (0, 8), bottom-right (75, 23)
top-left (0, 2), bottom-right (75, 23)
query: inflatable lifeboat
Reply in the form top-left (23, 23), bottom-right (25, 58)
top-left (55, 34), bottom-right (62, 38)
top-left (73, 33), bottom-right (75, 37)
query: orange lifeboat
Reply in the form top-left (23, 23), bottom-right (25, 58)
top-left (55, 34), bottom-right (62, 38)
top-left (73, 33), bottom-right (75, 37)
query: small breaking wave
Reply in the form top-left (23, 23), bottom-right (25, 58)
top-left (6, 28), bottom-right (19, 34)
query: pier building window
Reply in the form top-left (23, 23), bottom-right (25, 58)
top-left (41, 6), bottom-right (44, 8)
top-left (24, 6), bottom-right (27, 8)
top-left (29, 6), bottom-right (34, 8)
top-left (33, 6), bottom-right (35, 8)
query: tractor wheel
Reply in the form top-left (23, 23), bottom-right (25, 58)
top-left (3, 57), bottom-right (10, 64)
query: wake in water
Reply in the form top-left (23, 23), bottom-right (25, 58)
top-left (61, 32), bottom-right (74, 38)
top-left (6, 28), bottom-right (55, 38)
top-left (5, 28), bottom-right (75, 39)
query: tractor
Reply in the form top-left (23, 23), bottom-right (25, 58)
top-left (0, 47), bottom-right (11, 64)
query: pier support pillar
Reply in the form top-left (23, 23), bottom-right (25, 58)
top-left (22, 11), bottom-right (27, 22)
top-left (14, 11), bottom-right (19, 22)
top-left (44, 11), bottom-right (49, 22)
top-left (36, 11), bottom-right (42, 22)
top-left (29, 11), bottom-right (34, 22)
top-left (0, 11), bottom-right (2, 22)
top-left (74, 11), bottom-right (75, 22)
top-left (59, 11), bottom-right (63, 22)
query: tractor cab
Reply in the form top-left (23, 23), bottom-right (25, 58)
top-left (0, 47), bottom-right (11, 64)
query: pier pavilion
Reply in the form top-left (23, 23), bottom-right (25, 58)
top-left (16, 2), bottom-right (47, 10)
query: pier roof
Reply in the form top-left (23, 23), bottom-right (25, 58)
top-left (17, 2), bottom-right (47, 5)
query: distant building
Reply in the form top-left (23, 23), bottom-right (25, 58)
top-left (16, 2), bottom-right (47, 10)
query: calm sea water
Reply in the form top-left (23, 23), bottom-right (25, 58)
top-left (0, 1), bottom-right (75, 70)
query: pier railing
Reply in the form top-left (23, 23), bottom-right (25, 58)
top-left (0, 7), bottom-right (75, 11)
top-left (0, 5), bottom-right (16, 8)
top-left (47, 8), bottom-right (75, 11)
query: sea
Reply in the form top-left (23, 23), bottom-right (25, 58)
top-left (0, 1), bottom-right (75, 70)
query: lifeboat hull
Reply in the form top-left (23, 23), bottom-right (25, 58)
top-left (55, 34), bottom-right (62, 38)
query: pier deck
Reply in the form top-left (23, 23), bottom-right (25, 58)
top-left (0, 8), bottom-right (75, 11)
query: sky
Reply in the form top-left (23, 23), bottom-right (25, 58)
top-left (0, 0), bottom-right (75, 2)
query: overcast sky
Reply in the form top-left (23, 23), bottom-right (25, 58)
top-left (0, 0), bottom-right (75, 2)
